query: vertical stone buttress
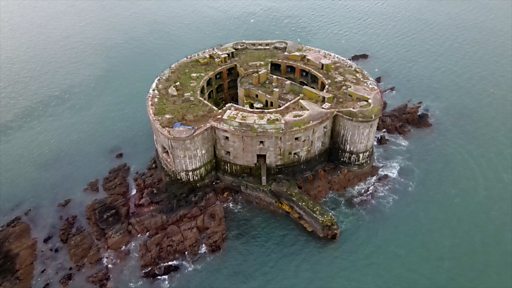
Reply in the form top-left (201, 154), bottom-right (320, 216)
top-left (153, 126), bottom-right (216, 182)
top-left (331, 114), bottom-right (378, 167)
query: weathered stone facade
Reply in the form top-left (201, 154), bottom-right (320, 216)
top-left (147, 40), bottom-right (382, 183)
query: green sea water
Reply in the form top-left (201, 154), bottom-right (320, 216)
top-left (1, 1), bottom-right (511, 287)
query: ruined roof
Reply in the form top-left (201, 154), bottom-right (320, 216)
top-left (147, 40), bottom-right (382, 137)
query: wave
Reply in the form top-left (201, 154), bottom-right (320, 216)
top-left (375, 131), bottom-right (409, 148)
top-left (324, 135), bottom-right (416, 230)
top-left (225, 200), bottom-right (244, 213)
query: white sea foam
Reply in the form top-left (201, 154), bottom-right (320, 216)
top-left (102, 250), bottom-right (120, 268)
top-left (225, 201), bottom-right (244, 212)
top-left (128, 280), bottom-right (143, 287)
top-left (375, 131), bottom-right (409, 148)
top-left (156, 275), bottom-right (170, 288)
top-left (388, 134), bottom-right (409, 147)
top-left (378, 160), bottom-right (401, 178)
top-left (182, 259), bottom-right (195, 272)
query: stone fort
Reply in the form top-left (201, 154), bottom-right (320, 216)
top-left (147, 40), bottom-right (382, 185)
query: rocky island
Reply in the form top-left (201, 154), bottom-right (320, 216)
top-left (147, 40), bottom-right (385, 239)
top-left (0, 40), bottom-right (432, 287)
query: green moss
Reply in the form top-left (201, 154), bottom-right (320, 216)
top-left (339, 104), bottom-right (381, 120)
top-left (236, 49), bottom-right (280, 67)
top-left (210, 95), bottom-right (224, 109)
top-left (289, 83), bottom-right (303, 95)
top-left (302, 88), bottom-right (322, 103)
top-left (291, 119), bottom-right (307, 129)
top-left (280, 181), bottom-right (337, 227)
top-left (348, 91), bottom-right (370, 102)
top-left (266, 117), bottom-right (280, 124)
top-left (154, 96), bottom-right (215, 127)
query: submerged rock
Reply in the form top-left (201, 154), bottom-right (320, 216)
top-left (142, 262), bottom-right (179, 278)
top-left (376, 135), bottom-right (389, 145)
top-left (59, 272), bottom-right (73, 288)
top-left (43, 234), bottom-right (53, 244)
top-left (57, 198), bottom-right (72, 208)
top-left (346, 173), bottom-right (391, 207)
top-left (84, 179), bottom-right (100, 193)
top-left (0, 217), bottom-right (37, 288)
top-left (350, 53), bottom-right (369, 61)
top-left (87, 266), bottom-right (111, 288)
top-left (381, 86), bottom-right (396, 94)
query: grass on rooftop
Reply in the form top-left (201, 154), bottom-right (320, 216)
top-left (154, 96), bottom-right (215, 127)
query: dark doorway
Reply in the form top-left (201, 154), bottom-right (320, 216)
top-left (257, 154), bottom-right (267, 185)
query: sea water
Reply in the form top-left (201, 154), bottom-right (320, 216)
top-left (1, 1), bottom-right (511, 287)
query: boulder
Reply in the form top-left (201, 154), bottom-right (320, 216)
top-left (350, 53), bottom-right (369, 61)
top-left (378, 102), bottom-right (432, 135)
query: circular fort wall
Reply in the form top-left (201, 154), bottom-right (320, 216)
top-left (147, 40), bottom-right (382, 182)
top-left (213, 113), bottom-right (333, 176)
top-left (331, 113), bottom-right (379, 167)
top-left (150, 115), bottom-right (215, 182)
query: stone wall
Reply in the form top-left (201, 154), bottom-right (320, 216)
top-left (270, 60), bottom-right (327, 91)
top-left (146, 40), bottom-right (383, 182)
top-left (331, 113), bottom-right (378, 167)
top-left (152, 124), bottom-right (215, 182)
top-left (199, 64), bottom-right (239, 107)
top-left (213, 115), bottom-right (332, 171)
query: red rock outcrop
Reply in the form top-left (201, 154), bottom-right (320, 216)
top-left (133, 192), bottom-right (226, 278)
top-left (378, 102), bottom-right (432, 135)
top-left (80, 159), bottom-right (228, 279)
top-left (86, 163), bottom-right (131, 250)
top-left (0, 217), bottom-right (37, 288)
top-left (59, 215), bottom-right (102, 267)
top-left (297, 165), bottom-right (379, 202)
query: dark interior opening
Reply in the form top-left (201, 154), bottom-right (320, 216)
top-left (286, 65), bottom-right (296, 76)
top-left (270, 62), bottom-right (282, 74)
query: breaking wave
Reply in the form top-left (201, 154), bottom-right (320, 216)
top-left (324, 132), bottom-right (416, 228)
top-left (225, 199), bottom-right (244, 213)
